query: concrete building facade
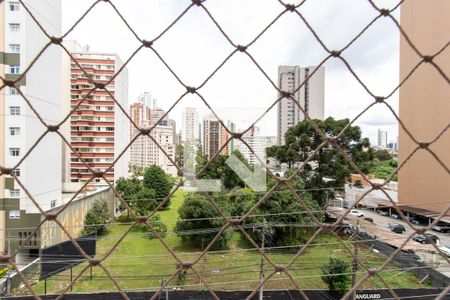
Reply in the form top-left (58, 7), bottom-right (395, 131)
top-left (398, 0), bottom-right (450, 213)
top-left (277, 66), bottom-right (325, 145)
top-left (69, 51), bottom-right (128, 187)
top-left (182, 107), bottom-right (199, 143)
top-left (0, 0), bottom-right (63, 256)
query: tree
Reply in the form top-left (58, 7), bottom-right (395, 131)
top-left (373, 149), bottom-right (392, 161)
top-left (82, 200), bottom-right (111, 236)
top-left (133, 214), bottom-right (168, 238)
top-left (143, 165), bottom-right (172, 208)
top-left (267, 117), bottom-right (373, 206)
top-left (175, 193), bottom-right (231, 249)
top-left (231, 173), bottom-right (324, 246)
top-left (115, 177), bottom-right (158, 215)
top-left (196, 150), bottom-right (249, 191)
top-left (321, 257), bottom-right (351, 295)
top-left (175, 144), bottom-right (184, 176)
top-left (128, 163), bottom-right (144, 176)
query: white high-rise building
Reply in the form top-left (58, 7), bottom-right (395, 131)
top-left (277, 66), bottom-right (325, 145)
top-left (182, 107), bottom-right (199, 142)
top-left (0, 0), bottom-right (64, 255)
top-left (377, 129), bottom-right (388, 147)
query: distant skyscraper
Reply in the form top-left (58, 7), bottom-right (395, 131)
top-left (203, 116), bottom-right (228, 158)
top-left (129, 100), bottom-right (151, 140)
top-left (277, 66), bottom-right (325, 145)
top-left (182, 107), bottom-right (199, 142)
top-left (377, 129), bottom-right (388, 147)
top-left (129, 101), bottom-right (176, 175)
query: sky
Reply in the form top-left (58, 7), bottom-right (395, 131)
top-left (55, 0), bottom-right (401, 144)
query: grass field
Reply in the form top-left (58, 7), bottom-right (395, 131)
top-left (31, 190), bottom-right (428, 295)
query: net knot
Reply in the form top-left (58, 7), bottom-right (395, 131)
top-left (331, 50), bottom-right (341, 57)
top-left (50, 36), bottom-right (63, 44)
top-left (191, 0), bottom-right (202, 6)
top-left (94, 82), bottom-right (106, 89)
top-left (45, 213), bottom-right (57, 221)
top-left (140, 128), bottom-right (151, 136)
top-left (423, 55), bottom-right (433, 63)
top-left (0, 255), bottom-right (11, 263)
top-left (136, 216), bottom-right (148, 223)
top-left (93, 170), bottom-right (104, 178)
top-left (228, 218), bottom-right (241, 227)
top-left (47, 125), bottom-right (60, 132)
top-left (186, 86), bottom-right (197, 94)
top-left (237, 45), bottom-right (247, 52)
top-left (375, 96), bottom-right (385, 103)
top-left (142, 40), bottom-right (153, 48)
top-left (0, 167), bottom-right (12, 175)
top-left (380, 8), bottom-right (390, 16)
top-left (90, 259), bottom-right (101, 266)
top-left (3, 80), bottom-right (15, 87)
top-left (285, 4), bottom-right (296, 12)
top-left (281, 91), bottom-right (292, 98)
top-left (419, 142), bottom-right (429, 149)
top-left (231, 132), bottom-right (243, 139)
top-left (275, 264), bottom-right (285, 272)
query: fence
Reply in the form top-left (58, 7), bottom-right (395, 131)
top-left (0, 0), bottom-right (449, 300)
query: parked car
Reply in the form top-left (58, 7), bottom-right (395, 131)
top-left (350, 210), bottom-right (364, 217)
top-left (363, 217), bottom-right (374, 223)
top-left (413, 234), bottom-right (440, 245)
top-left (439, 244), bottom-right (450, 257)
top-left (432, 224), bottom-right (450, 233)
top-left (378, 210), bottom-right (388, 216)
top-left (408, 218), bottom-right (420, 225)
top-left (391, 213), bottom-right (400, 219)
top-left (388, 223), bottom-right (406, 234)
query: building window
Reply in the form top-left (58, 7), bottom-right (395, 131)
top-left (9, 65), bottom-right (20, 74)
top-left (9, 210), bottom-right (20, 220)
top-left (9, 2), bottom-right (20, 11)
top-left (11, 168), bottom-right (20, 177)
top-left (10, 189), bottom-right (20, 197)
top-left (50, 200), bottom-right (56, 208)
top-left (9, 87), bottom-right (19, 95)
top-left (9, 127), bottom-right (20, 136)
top-left (9, 106), bottom-right (20, 115)
top-left (9, 23), bottom-right (20, 32)
top-left (9, 148), bottom-right (20, 156)
top-left (9, 44), bottom-right (20, 53)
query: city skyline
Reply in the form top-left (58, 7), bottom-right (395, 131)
top-left (60, 0), bottom-right (401, 146)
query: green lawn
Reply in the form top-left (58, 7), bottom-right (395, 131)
top-left (31, 190), bottom-right (427, 295)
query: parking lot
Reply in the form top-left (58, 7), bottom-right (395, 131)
top-left (360, 209), bottom-right (450, 248)
top-left (328, 207), bottom-right (450, 277)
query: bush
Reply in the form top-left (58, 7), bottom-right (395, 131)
top-left (82, 200), bottom-right (111, 236)
top-left (321, 257), bottom-right (351, 295)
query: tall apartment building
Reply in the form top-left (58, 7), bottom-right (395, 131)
top-left (234, 127), bottom-right (271, 166)
top-left (129, 102), bottom-right (176, 176)
top-left (398, 0), bottom-right (450, 213)
top-left (129, 95), bottom-right (151, 140)
top-left (69, 50), bottom-right (128, 186)
top-left (377, 129), bottom-right (388, 147)
top-left (277, 66), bottom-right (325, 145)
top-left (0, 0), bottom-right (64, 256)
top-left (182, 107), bottom-right (199, 142)
top-left (203, 115), bottom-right (229, 158)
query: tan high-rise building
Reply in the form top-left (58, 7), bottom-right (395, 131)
top-left (203, 116), bottom-right (228, 158)
top-left (398, 0), bottom-right (450, 213)
top-left (69, 51), bottom-right (129, 186)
